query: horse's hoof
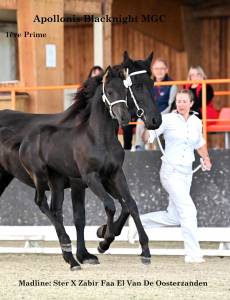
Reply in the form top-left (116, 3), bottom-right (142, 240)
top-left (97, 225), bottom-right (107, 239)
top-left (82, 258), bottom-right (100, 265)
top-left (97, 245), bottom-right (106, 254)
top-left (70, 265), bottom-right (81, 271)
top-left (77, 253), bottom-right (99, 265)
top-left (141, 257), bottom-right (151, 265)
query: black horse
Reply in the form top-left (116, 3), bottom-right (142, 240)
top-left (96, 52), bottom-right (164, 243)
top-left (0, 52), bottom-right (161, 267)
top-left (20, 65), bottom-right (153, 267)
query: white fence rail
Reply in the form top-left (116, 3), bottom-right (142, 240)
top-left (0, 226), bottom-right (230, 256)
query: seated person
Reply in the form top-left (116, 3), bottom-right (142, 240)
top-left (185, 65), bottom-right (219, 120)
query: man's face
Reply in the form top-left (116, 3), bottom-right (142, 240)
top-left (151, 61), bottom-right (168, 82)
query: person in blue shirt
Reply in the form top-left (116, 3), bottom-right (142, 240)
top-left (152, 58), bottom-right (177, 114)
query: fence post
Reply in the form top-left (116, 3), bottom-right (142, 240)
top-left (202, 82), bottom-right (207, 141)
top-left (11, 90), bottom-right (16, 110)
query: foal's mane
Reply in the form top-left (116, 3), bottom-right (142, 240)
top-left (59, 65), bottom-right (125, 125)
top-left (59, 75), bottom-right (102, 124)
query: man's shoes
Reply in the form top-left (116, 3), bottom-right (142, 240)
top-left (185, 256), bottom-right (206, 263)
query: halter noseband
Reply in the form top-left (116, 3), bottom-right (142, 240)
top-left (102, 80), bottom-right (127, 119)
top-left (123, 69), bottom-right (147, 118)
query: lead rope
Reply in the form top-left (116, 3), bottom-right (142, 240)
top-left (154, 130), bottom-right (206, 174)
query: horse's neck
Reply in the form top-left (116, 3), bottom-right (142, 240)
top-left (56, 104), bottom-right (79, 125)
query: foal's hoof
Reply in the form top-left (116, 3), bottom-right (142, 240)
top-left (97, 225), bottom-right (107, 239)
top-left (82, 258), bottom-right (100, 265)
top-left (141, 257), bottom-right (151, 265)
top-left (77, 253), bottom-right (99, 265)
top-left (70, 265), bottom-right (81, 271)
top-left (97, 245), bottom-right (106, 254)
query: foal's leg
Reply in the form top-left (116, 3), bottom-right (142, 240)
top-left (83, 172), bottom-right (116, 253)
top-left (97, 181), bottom-right (129, 239)
top-left (0, 170), bottom-right (14, 197)
top-left (97, 198), bottom-right (129, 239)
top-left (70, 181), bottom-right (99, 264)
top-left (108, 169), bottom-right (151, 264)
top-left (34, 175), bottom-right (81, 270)
top-left (97, 197), bottom-right (129, 248)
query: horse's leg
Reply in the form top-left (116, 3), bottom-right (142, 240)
top-left (97, 181), bottom-right (129, 239)
top-left (97, 197), bottom-right (129, 238)
top-left (108, 169), bottom-right (151, 264)
top-left (34, 175), bottom-right (81, 271)
top-left (112, 199), bottom-right (130, 235)
top-left (83, 172), bottom-right (116, 253)
top-left (0, 170), bottom-right (14, 196)
top-left (70, 181), bottom-right (99, 264)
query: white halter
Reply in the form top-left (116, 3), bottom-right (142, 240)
top-left (123, 68), bottom-right (147, 118)
top-left (102, 80), bottom-right (127, 119)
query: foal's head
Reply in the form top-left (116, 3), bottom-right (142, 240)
top-left (102, 66), bottom-right (130, 127)
top-left (122, 51), bottom-right (162, 130)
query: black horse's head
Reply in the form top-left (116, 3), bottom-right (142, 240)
top-left (102, 66), bottom-right (131, 127)
top-left (122, 51), bottom-right (162, 130)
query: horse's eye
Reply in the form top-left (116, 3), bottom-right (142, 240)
top-left (107, 91), bottom-right (113, 96)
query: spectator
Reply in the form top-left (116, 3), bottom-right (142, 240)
top-left (88, 65), bottom-right (104, 78)
top-left (185, 66), bottom-right (219, 120)
top-left (135, 58), bottom-right (177, 150)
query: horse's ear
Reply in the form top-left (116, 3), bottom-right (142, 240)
top-left (106, 66), bottom-right (112, 77)
top-left (145, 52), bottom-right (154, 67)
top-left (103, 66), bottom-right (111, 83)
top-left (123, 51), bottom-right (129, 61)
top-left (122, 51), bottom-right (132, 68)
top-left (104, 65), bottom-right (111, 74)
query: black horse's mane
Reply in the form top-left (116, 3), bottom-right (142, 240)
top-left (59, 75), bottom-right (102, 125)
top-left (74, 76), bottom-right (102, 110)
top-left (59, 65), bottom-right (125, 125)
